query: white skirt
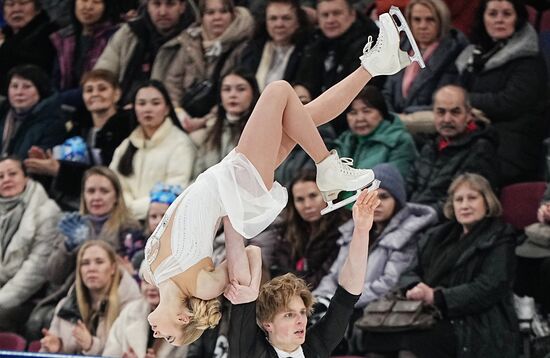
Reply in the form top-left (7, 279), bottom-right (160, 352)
top-left (199, 149), bottom-right (288, 239)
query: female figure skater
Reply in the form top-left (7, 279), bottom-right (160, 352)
top-left (145, 8), bottom-right (423, 346)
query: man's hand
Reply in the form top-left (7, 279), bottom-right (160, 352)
top-left (145, 348), bottom-right (157, 358)
top-left (406, 282), bottom-right (435, 304)
top-left (122, 347), bottom-right (139, 358)
top-left (352, 189), bottom-right (380, 233)
top-left (40, 328), bottom-right (62, 353)
top-left (224, 279), bottom-right (259, 305)
top-left (72, 320), bottom-right (93, 351)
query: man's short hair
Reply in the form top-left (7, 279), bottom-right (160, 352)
top-left (256, 273), bottom-right (315, 325)
top-left (315, 0), bottom-right (354, 11)
top-left (432, 84), bottom-right (472, 110)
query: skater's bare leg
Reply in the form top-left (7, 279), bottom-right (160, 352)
top-left (274, 67), bottom-right (373, 167)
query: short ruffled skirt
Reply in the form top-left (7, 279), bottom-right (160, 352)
top-left (199, 149), bottom-right (288, 239)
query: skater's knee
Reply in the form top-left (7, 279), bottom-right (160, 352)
top-left (264, 80), bottom-right (293, 96)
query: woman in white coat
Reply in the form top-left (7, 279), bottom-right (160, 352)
top-left (0, 156), bottom-right (62, 333)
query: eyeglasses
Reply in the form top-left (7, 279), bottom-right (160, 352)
top-left (3, 0), bottom-right (34, 7)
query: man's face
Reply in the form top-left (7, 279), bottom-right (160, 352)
top-left (433, 88), bottom-right (471, 140)
top-left (317, 0), bottom-right (355, 39)
top-left (3, 0), bottom-right (38, 33)
top-left (263, 296), bottom-right (307, 353)
top-left (147, 0), bottom-right (186, 34)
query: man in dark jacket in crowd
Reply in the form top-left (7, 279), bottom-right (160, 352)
top-left (0, 0), bottom-right (57, 96)
top-left (406, 84), bottom-right (499, 220)
top-left (295, 0), bottom-right (379, 134)
top-left (94, 0), bottom-right (195, 103)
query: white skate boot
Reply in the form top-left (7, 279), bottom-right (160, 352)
top-left (316, 150), bottom-right (381, 215)
top-left (360, 6), bottom-right (425, 77)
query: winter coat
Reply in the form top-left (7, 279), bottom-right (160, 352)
top-left (406, 120), bottom-right (500, 219)
top-left (50, 22), bottom-right (118, 90)
top-left (44, 269), bottom-right (141, 355)
top-left (164, 7), bottom-right (254, 106)
top-left (103, 298), bottom-right (189, 358)
top-left (295, 18), bottom-right (379, 98)
top-left (383, 29), bottom-right (469, 114)
top-left (0, 180), bottom-right (62, 308)
top-left (51, 110), bottom-right (135, 210)
top-left (110, 118), bottom-right (196, 219)
top-left (398, 218), bottom-right (520, 358)
top-left (295, 17), bottom-right (379, 134)
top-left (93, 14), bottom-right (192, 97)
top-left (238, 33), bottom-right (309, 89)
top-left (0, 94), bottom-right (67, 159)
top-left (0, 11), bottom-right (57, 95)
top-left (335, 114), bottom-right (417, 179)
top-left (456, 24), bottom-right (548, 185)
top-left (314, 203), bottom-right (437, 308)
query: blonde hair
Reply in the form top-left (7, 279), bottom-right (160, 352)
top-left (177, 297), bottom-right (222, 345)
top-left (75, 240), bottom-right (121, 335)
top-left (257, 273), bottom-right (315, 325)
top-left (405, 0), bottom-right (451, 40)
top-left (80, 166), bottom-right (132, 233)
top-left (443, 173), bottom-right (502, 220)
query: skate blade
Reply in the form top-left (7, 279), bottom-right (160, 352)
top-left (320, 180), bottom-right (381, 215)
top-left (389, 6), bottom-right (426, 69)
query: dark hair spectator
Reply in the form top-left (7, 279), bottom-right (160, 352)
top-left (94, 0), bottom-right (196, 103)
top-left (109, 80), bottom-right (196, 219)
top-left (383, 0), bottom-right (468, 115)
top-left (336, 85), bottom-right (417, 179)
top-left (254, 170), bottom-right (351, 289)
top-left (40, 240), bottom-right (140, 355)
top-left (0, 65), bottom-right (67, 159)
top-left (49, 0), bottom-right (119, 104)
top-left (164, 0), bottom-right (254, 115)
top-left (360, 173), bottom-right (519, 358)
top-left (455, 0), bottom-right (548, 185)
top-left (0, 156), bottom-right (63, 334)
top-left (190, 69), bottom-right (260, 179)
top-left (407, 85), bottom-right (500, 220)
top-left (23, 69), bottom-right (135, 211)
top-left (0, 0), bottom-right (57, 96)
top-left (238, 0), bottom-right (311, 91)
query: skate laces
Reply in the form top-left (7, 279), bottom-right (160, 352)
top-left (362, 36), bottom-right (374, 55)
top-left (339, 157), bottom-right (356, 175)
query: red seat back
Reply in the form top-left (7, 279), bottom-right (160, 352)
top-left (0, 332), bottom-right (27, 351)
top-left (500, 182), bottom-right (547, 230)
top-left (27, 340), bottom-right (41, 352)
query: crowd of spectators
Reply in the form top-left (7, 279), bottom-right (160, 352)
top-left (0, 0), bottom-right (550, 357)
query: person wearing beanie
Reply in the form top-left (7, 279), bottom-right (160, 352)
top-left (313, 163), bottom-right (438, 342)
top-left (0, 64), bottom-right (67, 159)
top-left (335, 85), bottom-right (417, 180)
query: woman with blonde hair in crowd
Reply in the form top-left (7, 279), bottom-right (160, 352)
top-left (40, 240), bottom-right (141, 355)
top-left (384, 0), bottom-right (468, 115)
top-left (25, 166), bottom-right (142, 340)
top-left (110, 80), bottom-right (196, 220)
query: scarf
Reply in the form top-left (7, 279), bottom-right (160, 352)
top-left (255, 41), bottom-right (295, 90)
top-left (0, 180), bottom-right (34, 257)
top-left (438, 121), bottom-right (478, 151)
top-left (423, 219), bottom-right (490, 286)
top-left (402, 41), bottom-right (439, 97)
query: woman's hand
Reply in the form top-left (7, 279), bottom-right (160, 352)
top-left (406, 282), bottom-right (435, 304)
top-left (145, 348), bottom-right (157, 358)
top-left (352, 189), bottom-right (380, 232)
top-left (122, 347), bottom-right (139, 358)
top-left (24, 148), bottom-right (60, 176)
top-left (72, 320), bottom-right (93, 351)
top-left (224, 279), bottom-right (259, 305)
top-left (40, 328), bottom-right (62, 353)
top-left (182, 116), bottom-right (208, 133)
